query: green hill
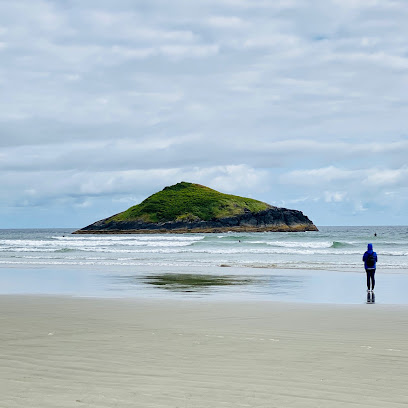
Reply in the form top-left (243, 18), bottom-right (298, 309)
top-left (73, 182), bottom-right (318, 234)
top-left (111, 182), bottom-right (272, 223)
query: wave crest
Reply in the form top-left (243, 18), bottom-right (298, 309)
top-left (331, 241), bottom-right (353, 248)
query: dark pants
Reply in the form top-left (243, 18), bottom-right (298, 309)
top-left (366, 268), bottom-right (375, 290)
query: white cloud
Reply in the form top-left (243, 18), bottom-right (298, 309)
top-left (207, 16), bottom-right (245, 28)
top-left (324, 191), bottom-right (347, 203)
top-left (0, 165), bottom-right (270, 210)
top-left (364, 167), bottom-right (408, 187)
top-left (159, 44), bottom-right (219, 58)
top-left (1, 0), bottom-right (408, 226)
top-left (280, 166), bottom-right (359, 186)
top-left (279, 164), bottom-right (408, 222)
top-left (331, 51), bottom-right (408, 70)
top-left (281, 166), bottom-right (408, 190)
top-left (243, 34), bottom-right (300, 49)
top-left (195, 165), bottom-right (270, 193)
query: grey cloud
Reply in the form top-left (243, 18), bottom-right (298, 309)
top-left (279, 165), bottom-right (408, 218)
top-left (2, 138), bottom-right (407, 173)
top-left (0, 165), bottom-right (270, 210)
top-left (1, 0), bottom-right (408, 226)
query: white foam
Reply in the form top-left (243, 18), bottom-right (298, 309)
top-left (52, 235), bottom-right (205, 242)
top-left (266, 241), bottom-right (334, 249)
top-left (1, 229), bottom-right (408, 272)
top-left (0, 239), bottom-right (197, 251)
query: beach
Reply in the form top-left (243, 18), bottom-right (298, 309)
top-left (1, 227), bottom-right (408, 406)
top-left (1, 295), bottom-right (408, 407)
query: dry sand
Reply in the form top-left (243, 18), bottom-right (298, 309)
top-left (1, 296), bottom-right (408, 408)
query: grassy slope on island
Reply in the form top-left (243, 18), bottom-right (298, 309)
top-left (111, 182), bottom-right (272, 224)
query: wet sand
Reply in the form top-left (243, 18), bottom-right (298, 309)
top-left (1, 295), bottom-right (408, 407)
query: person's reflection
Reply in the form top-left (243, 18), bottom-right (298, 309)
top-left (366, 291), bottom-right (375, 304)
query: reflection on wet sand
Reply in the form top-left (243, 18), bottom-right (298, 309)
top-left (110, 272), bottom-right (304, 297)
top-left (143, 274), bottom-right (255, 293)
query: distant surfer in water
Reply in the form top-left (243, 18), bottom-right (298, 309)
top-left (363, 243), bottom-right (377, 292)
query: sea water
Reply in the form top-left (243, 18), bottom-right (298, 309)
top-left (1, 226), bottom-right (407, 303)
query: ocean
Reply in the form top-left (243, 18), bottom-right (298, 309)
top-left (1, 226), bottom-right (408, 303)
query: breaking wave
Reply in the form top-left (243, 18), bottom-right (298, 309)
top-left (1, 227), bottom-right (407, 271)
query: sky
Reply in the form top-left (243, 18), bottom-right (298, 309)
top-left (1, 0), bottom-right (407, 228)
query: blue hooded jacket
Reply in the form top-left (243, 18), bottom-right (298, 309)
top-left (363, 243), bottom-right (377, 269)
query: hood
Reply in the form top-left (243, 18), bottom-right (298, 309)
top-left (367, 243), bottom-right (373, 252)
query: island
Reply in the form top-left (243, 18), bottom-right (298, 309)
top-left (73, 182), bottom-right (318, 234)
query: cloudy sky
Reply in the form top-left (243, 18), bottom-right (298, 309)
top-left (1, 0), bottom-right (407, 228)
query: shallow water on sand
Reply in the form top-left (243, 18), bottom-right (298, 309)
top-left (1, 264), bottom-right (408, 305)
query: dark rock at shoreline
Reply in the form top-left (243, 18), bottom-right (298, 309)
top-left (73, 207), bottom-right (318, 234)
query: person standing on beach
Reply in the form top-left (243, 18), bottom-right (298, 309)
top-left (363, 243), bottom-right (377, 292)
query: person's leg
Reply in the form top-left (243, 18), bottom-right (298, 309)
top-left (366, 269), bottom-right (370, 290)
top-left (371, 270), bottom-right (375, 290)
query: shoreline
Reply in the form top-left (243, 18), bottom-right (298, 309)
top-left (1, 295), bottom-right (408, 407)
